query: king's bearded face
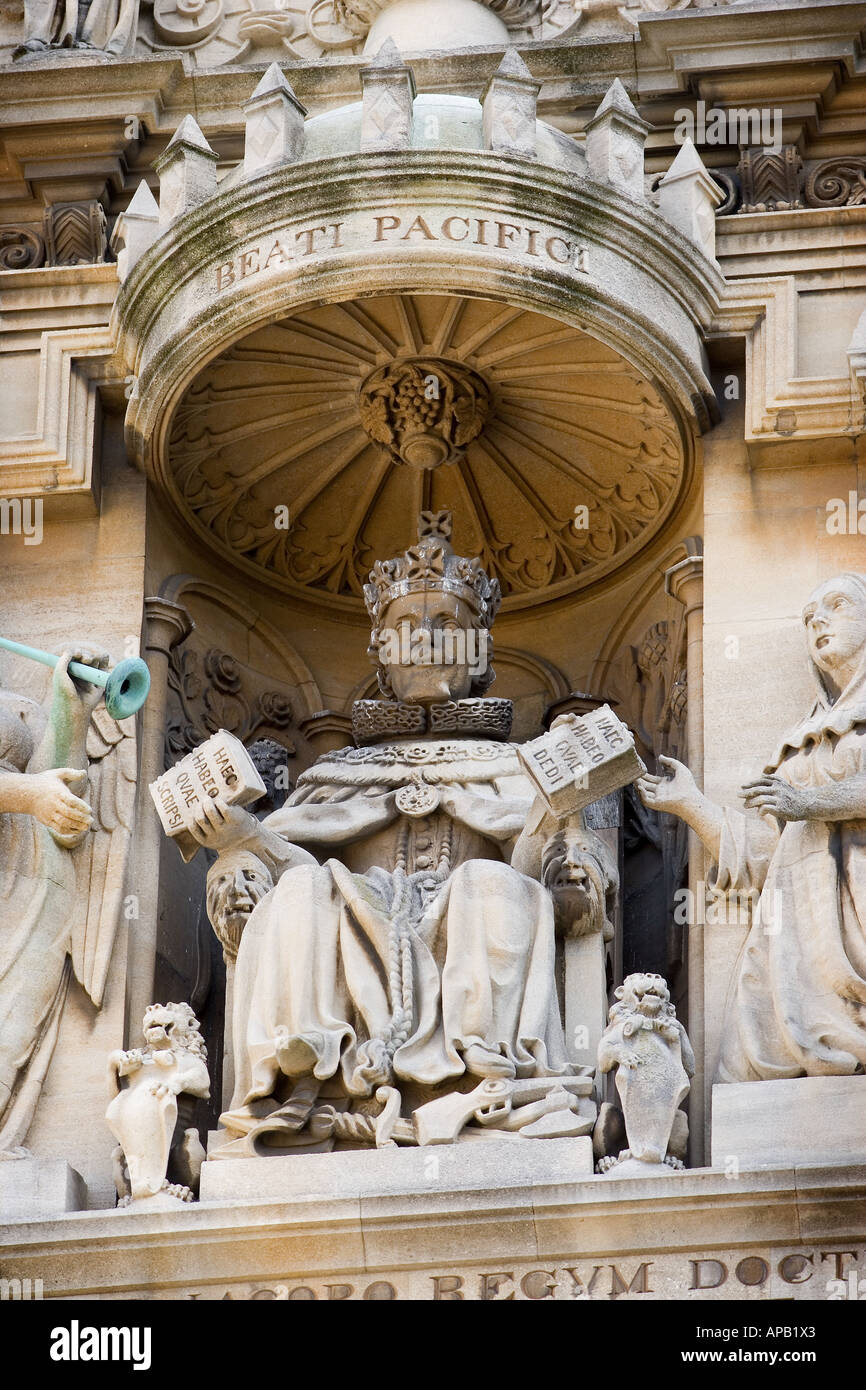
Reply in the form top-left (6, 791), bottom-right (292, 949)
top-left (379, 591), bottom-right (486, 705)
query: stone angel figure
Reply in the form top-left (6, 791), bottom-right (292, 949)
top-left (0, 647), bottom-right (136, 1157)
top-left (638, 573), bottom-right (866, 1083)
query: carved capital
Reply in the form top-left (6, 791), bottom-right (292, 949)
top-left (144, 597), bottom-right (194, 657)
top-left (43, 201), bottom-right (108, 266)
top-left (664, 553), bottom-right (703, 617)
top-left (738, 146), bottom-right (803, 214)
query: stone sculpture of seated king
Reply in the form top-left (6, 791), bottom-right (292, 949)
top-left (194, 512), bottom-right (613, 1153)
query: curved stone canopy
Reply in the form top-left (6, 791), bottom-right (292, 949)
top-left (167, 291), bottom-right (688, 613)
top-left (115, 65), bottom-right (724, 616)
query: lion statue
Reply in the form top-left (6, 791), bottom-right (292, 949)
top-left (106, 1002), bottom-right (210, 1206)
top-left (595, 973), bottom-right (694, 1173)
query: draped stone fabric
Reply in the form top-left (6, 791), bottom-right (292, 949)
top-left (221, 740), bottom-right (574, 1137)
top-left (716, 655), bottom-right (866, 1083)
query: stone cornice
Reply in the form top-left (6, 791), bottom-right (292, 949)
top-left (0, 3), bottom-right (863, 126)
top-left (1, 1162), bottom-right (864, 1298)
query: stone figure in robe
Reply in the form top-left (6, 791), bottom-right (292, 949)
top-left (638, 572), bottom-right (866, 1082)
top-left (194, 512), bottom-right (613, 1149)
top-left (15, 0), bottom-right (139, 55)
top-left (0, 646), bottom-right (135, 1156)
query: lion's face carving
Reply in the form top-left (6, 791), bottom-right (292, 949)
top-left (613, 973), bottom-right (673, 1021)
top-left (142, 1002), bottom-right (207, 1060)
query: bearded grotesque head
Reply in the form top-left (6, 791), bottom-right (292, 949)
top-left (206, 849), bottom-right (273, 963)
top-left (541, 825), bottom-right (618, 939)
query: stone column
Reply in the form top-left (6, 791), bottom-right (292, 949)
top-left (543, 693), bottom-right (621, 1078)
top-left (126, 598), bottom-right (193, 1044)
top-left (665, 551), bottom-right (705, 1164)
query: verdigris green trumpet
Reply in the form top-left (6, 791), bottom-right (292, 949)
top-left (0, 637), bottom-right (151, 720)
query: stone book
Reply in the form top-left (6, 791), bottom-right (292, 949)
top-left (517, 705), bottom-right (645, 819)
top-left (149, 729), bottom-right (266, 861)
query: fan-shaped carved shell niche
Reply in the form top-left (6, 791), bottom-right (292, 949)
top-left (167, 293), bottom-right (689, 615)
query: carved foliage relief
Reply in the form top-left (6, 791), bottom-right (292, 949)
top-left (167, 645), bottom-right (296, 765)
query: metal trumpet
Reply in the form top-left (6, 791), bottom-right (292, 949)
top-left (0, 637), bottom-right (151, 720)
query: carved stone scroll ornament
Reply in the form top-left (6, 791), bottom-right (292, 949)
top-left (359, 358), bottom-right (493, 470)
top-left (0, 227), bottom-right (46, 270)
top-left (804, 158), bottom-right (866, 209)
top-left (595, 973), bottom-right (694, 1175)
top-left (711, 169), bottom-right (740, 217)
top-left (153, 0), bottom-right (225, 45)
top-left (107, 1002), bottom-right (210, 1206)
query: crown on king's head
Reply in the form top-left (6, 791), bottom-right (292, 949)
top-left (364, 511), bottom-right (501, 630)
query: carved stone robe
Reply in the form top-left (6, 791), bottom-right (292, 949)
top-left (716, 661), bottom-right (866, 1083)
top-left (0, 703), bottom-right (76, 1150)
top-left (222, 737), bottom-right (573, 1136)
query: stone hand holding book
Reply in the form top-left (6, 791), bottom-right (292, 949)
top-left (149, 729), bottom-right (267, 862)
top-left (517, 704), bottom-right (645, 833)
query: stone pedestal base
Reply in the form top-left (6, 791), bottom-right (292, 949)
top-left (0, 1159), bottom-right (86, 1219)
top-left (200, 1136), bottom-right (593, 1203)
top-left (711, 1075), bottom-right (866, 1170)
top-left (599, 1157), bottom-right (681, 1180)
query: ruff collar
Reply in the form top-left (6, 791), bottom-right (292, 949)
top-left (352, 697), bottom-right (512, 746)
